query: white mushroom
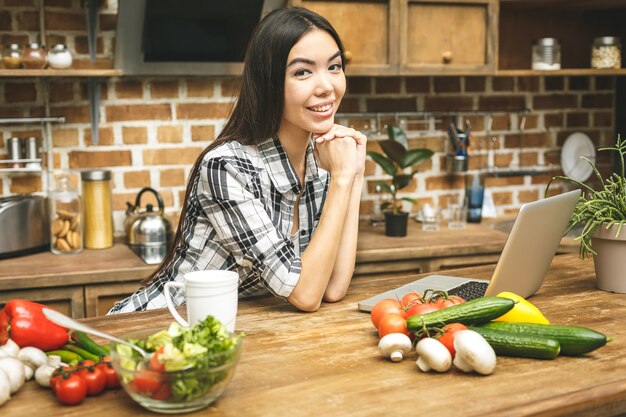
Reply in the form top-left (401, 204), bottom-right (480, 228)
top-left (453, 330), bottom-right (497, 375)
top-left (34, 355), bottom-right (62, 388)
top-left (0, 368), bottom-right (10, 406)
top-left (0, 357), bottom-right (25, 393)
top-left (378, 333), bottom-right (412, 362)
top-left (415, 338), bottom-right (452, 372)
top-left (0, 340), bottom-right (20, 358)
top-left (23, 365), bottom-right (34, 381)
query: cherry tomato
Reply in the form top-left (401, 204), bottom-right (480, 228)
top-left (378, 313), bottom-right (408, 338)
top-left (96, 361), bottom-right (121, 389)
top-left (436, 323), bottom-right (468, 357)
top-left (50, 366), bottom-right (74, 392)
top-left (55, 373), bottom-right (87, 405)
top-left (405, 302), bottom-right (441, 318)
top-left (152, 382), bottom-right (172, 401)
top-left (401, 292), bottom-right (423, 308)
top-left (370, 299), bottom-right (404, 329)
top-left (131, 369), bottom-right (163, 396)
top-left (83, 366), bottom-right (106, 396)
top-left (150, 347), bottom-right (166, 372)
top-left (433, 296), bottom-right (465, 309)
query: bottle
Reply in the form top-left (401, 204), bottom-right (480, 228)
top-left (81, 170), bottom-right (114, 249)
top-left (49, 176), bottom-right (83, 255)
top-left (591, 37), bottom-right (621, 69)
top-left (22, 43), bottom-right (47, 69)
top-left (532, 38), bottom-right (561, 70)
top-left (2, 44), bottom-right (22, 69)
top-left (47, 44), bottom-right (73, 69)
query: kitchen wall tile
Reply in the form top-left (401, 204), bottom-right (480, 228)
top-left (68, 150), bottom-right (132, 169)
top-left (405, 77), bottom-right (430, 93)
top-left (160, 169), bottom-right (186, 187)
top-left (492, 77), bottom-right (515, 91)
top-left (375, 77), bottom-right (401, 94)
top-left (544, 76), bottom-right (564, 91)
top-left (464, 77), bottom-right (486, 93)
top-left (123, 170), bottom-right (151, 189)
top-left (423, 96), bottom-right (472, 111)
top-left (85, 127), bottom-right (114, 146)
top-left (122, 127), bottom-right (148, 145)
top-left (190, 125), bottom-right (215, 142)
top-left (142, 147), bottom-right (204, 166)
top-left (434, 77), bottom-right (461, 93)
top-left (106, 104), bottom-right (171, 122)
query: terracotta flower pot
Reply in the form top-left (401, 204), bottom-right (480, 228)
top-left (384, 211), bottom-right (409, 237)
top-left (591, 223), bottom-right (626, 293)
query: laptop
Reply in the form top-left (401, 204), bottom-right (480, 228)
top-left (358, 189), bottom-right (581, 312)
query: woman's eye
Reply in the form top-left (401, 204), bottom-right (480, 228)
top-left (329, 63), bottom-right (342, 72)
top-left (295, 69), bottom-right (311, 77)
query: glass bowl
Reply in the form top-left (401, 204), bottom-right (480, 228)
top-left (109, 328), bottom-right (242, 414)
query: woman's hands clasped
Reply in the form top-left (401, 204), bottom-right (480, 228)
top-left (313, 125), bottom-right (367, 178)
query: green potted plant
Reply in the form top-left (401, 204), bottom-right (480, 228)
top-left (367, 125), bottom-right (434, 237)
top-left (546, 135), bottom-right (626, 293)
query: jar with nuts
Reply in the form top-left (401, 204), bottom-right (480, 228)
top-left (49, 176), bottom-right (82, 254)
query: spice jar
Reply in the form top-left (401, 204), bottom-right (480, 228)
top-left (2, 44), bottom-right (22, 69)
top-left (532, 38), bottom-right (561, 70)
top-left (47, 44), bottom-right (73, 69)
top-left (591, 37), bottom-right (621, 69)
top-left (81, 170), bottom-right (114, 249)
top-left (22, 43), bottom-right (47, 69)
top-left (49, 176), bottom-right (83, 255)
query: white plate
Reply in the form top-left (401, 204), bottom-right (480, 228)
top-left (561, 132), bottom-right (596, 182)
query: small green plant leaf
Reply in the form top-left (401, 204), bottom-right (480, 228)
top-left (393, 174), bottom-right (413, 191)
top-left (402, 197), bottom-right (416, 203)
top-left (387, 125), bottom-right (409, 149)
top-left (400, 148), bottom-right (434, 169)
top-left (376, 182), bottom-right (394, 195)
top-left (380, 140), bottom-right (406, 164)
top-left (367, 151), bottom-right (396, 176)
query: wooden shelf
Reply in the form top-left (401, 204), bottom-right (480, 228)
top-left (496, 68), bottom-right (626, 76)
top-left (0, 69), bottom-right (122, 77)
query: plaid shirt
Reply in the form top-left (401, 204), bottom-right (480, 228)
top-left (109, 137), bottom-right (328, 314)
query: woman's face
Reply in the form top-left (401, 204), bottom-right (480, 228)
top-left (280, 29), bottom-right (346, 140)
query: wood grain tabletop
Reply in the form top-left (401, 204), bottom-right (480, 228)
top-left (2, 253), bottom-right (624, 417)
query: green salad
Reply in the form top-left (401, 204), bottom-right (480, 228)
top-left (116, 316), bottom-right (242, 402)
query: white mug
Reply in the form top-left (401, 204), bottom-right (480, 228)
top-left (164, 270), bottom-right (239, 332)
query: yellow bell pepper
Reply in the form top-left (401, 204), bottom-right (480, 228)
top-left (494, 292), bottom-right (550, 324)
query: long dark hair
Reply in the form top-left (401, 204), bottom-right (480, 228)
top-left (143, 7), bottom-right (344, 284)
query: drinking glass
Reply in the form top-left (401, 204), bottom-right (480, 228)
top-left (465, 173), bottom-right (485, 223)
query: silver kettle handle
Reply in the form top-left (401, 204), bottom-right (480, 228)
top-left (134, 187), bottom-right (165, 214)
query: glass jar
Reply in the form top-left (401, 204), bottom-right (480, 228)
top-left (22, 42), bottom-right (47, 69)
top-left (47, 44), bottom-right (73, 69)
top-left (50, 176), bottom-right (83, 255)
top-left (532, 38), bottom-right (561, 70)
top-left (2, 44), bottom-right (22, 69)
top-left (591, 37), bottom-right (621, 69)
top-left (81, 170), bottom-right (114, 249)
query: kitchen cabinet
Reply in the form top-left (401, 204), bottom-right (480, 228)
top-left (84, 282), bottom-right (142, 317)
top-left (400, 0), bottom-right (498, 75)
top-left (0, 285), bottom-right (85, 318)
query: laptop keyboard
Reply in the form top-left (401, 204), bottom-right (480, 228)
top-left (447, 281), bottom-right (489, 301)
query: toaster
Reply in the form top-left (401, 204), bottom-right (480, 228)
top-left (0, 195), bottom-right (50, 259)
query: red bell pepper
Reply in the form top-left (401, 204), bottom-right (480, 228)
top-left (0, 299), bottom-right (69, 350)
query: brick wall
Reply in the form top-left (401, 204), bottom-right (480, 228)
top-left (0, 1), bottom-right (617, 236)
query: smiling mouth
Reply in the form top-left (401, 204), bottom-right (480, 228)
top-left (308, 103), bottom-right (333, 112)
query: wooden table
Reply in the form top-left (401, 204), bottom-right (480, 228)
top-left (3, 253), bottom-right (625, 417)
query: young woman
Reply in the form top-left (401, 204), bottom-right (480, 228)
top-left (109, 7), bottom-right (366, 314)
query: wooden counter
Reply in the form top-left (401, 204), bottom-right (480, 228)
top-left (3, 254), bottom-right (624, 417)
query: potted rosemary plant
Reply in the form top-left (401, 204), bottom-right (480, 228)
top-left (367, 125), bottom-right (434, 237)
top-left (547, 135), bottom-right (626, 293)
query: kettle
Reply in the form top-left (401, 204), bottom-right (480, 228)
top-left (125, 187), bottom-right (173, 264)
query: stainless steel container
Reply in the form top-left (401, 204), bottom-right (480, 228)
top-left (7, 137), bottom-right (22, 168)
top-left (0, 195), bottom-right (50, 259)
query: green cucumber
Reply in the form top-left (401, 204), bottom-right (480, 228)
top-left (46, 349), bottom-right (82, 365)
top-left (71, 331), bottom-right (109, 357)
top-left (476, 322), bottom-right (608, 356)
top-left (471, 326), bottom-right (560, 359)
top-left (406, 296), bottom-right (515, 332)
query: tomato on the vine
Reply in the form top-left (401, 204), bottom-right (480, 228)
top-left (400, 292), bottom-right (422, 308)
top-left (55, 373), bottom-right (87, 405)
top-left (96, 360), bottom-right (121, 389)
top-left (436, 323), bottom-right (468, 357)
top-left (405, 302), bottom-right (441, 318)
top-left (131, 369), bottom-right (163, 396)
top-left (433, 296), bottom-right (465, 309)
top-left (370, 299), bottom-right (404, 329)
top-left (378, 313), bottom-right (408, 338)
top-left (83, 366), bottom-right (106, 396)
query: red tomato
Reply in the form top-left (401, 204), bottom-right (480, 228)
top-left (55, 373), bottom-right (87, 405)
top-left (370, 299), bottom-right (404, 329)
top-left (131, 369), bottom-right (163, 396)
top-left (436, 323), bottom-right (468, 357)
top-left (50, 366), bottom-right (74, 392)
top-left (96, 361), bottom-right (121, 389)
top-left (152, 383), bottom-right (172, 401)
top-left (378, 313), bottom-right (408, 338)
top-left (433, 296), bottom-right (465, 309)
top-left (405, 302), bottom-right (441, 318)
top-left (401, 292), bottom-right (423, 308)
top-left (150, 347), bottom-right (166, 372)
top-left (83, 366), bottom-right (106, 396)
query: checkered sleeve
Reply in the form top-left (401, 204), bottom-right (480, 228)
top-left (198, 156), bottom-right (302, 298)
